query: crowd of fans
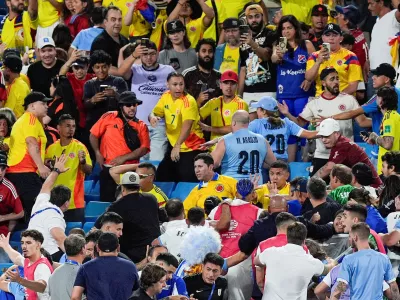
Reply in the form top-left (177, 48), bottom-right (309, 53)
top-left (0, 0), bottom-right (400, 299)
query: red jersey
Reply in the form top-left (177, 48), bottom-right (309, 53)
top-left (0, 178), bottom-right (22, 235)
top-left (349, 28), bottom-right (368, 69)
top-left (329, 135), bottom-right (382, 188)
top-left (65, 14), bottom-right (90, 38)
top-left (66, 72), bottom-right (95, 128)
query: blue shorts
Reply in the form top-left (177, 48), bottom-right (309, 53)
top-left (279, 97), bottom-right (309, 145)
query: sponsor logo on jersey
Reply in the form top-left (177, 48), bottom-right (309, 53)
top-left (223, 109), bottom-right (231, 116)
top-left (339, 104), bottom-right (346, 111)
top-left (337, 60), bottom-right (343, 66)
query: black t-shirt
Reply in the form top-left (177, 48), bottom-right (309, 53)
top-left (240, 27), bottom-right (277, 93)
top-left (184, 274), bottom-right (227, 300)
top-left (107, 192), bottom-right (161, 262)
top-left (129, 288), bottom-right (154, 300)
top-left (27, 60), bottom-right (64, 97)
top-left (90, 30), bottom-right (129, 67)
top-left (302, 199), bottom-right (342, 225)
top-left (310, 30), bottom-right (323, 50)
top-left (183, 67), bottom-right (222, 101)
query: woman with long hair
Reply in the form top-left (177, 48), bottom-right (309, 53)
top-left (272, 15), bottom-right (315, 162)
top-left (65, 0), bottom-right (93, 38)
top-left (248, 96), bottom-right (317, 162)
top-left (378, 175), bottom-right (400, 218)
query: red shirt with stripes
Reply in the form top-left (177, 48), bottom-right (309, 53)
top-left (0, 178), bottom-right (22, 235)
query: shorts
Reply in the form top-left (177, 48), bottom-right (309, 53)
top-left (35, 21), bottom-right (60, 45)
top-left (243, 92), bottom-right (276, 113)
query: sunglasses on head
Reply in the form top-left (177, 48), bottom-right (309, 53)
top-left (138, 173), bottom-right (154, 179)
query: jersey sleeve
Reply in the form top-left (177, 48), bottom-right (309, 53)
top-left (138, 123), bottom-right (150, 150)
top-left (80, 144), bottom-right (92, 166)
top-left (248, 120), bottom-right (259, 133)
top-left (337, 256), bottom-right (351, 284)
top-left (182, 97), bottom-right (199, 122)
top-left (362, 97), bottom-right (378, 114)
top-left (299, 102), bottom-right (314, 122)
top-left (286, 118), bottom-right (303, 137)
top-left (382, 115), bottom-right (396, 138)
top-left (306, 52), bottom-right (318, 71)
top-left (90, 114), bottom-right (109, 138)
top-left (24, 117), bottom-right (40, 139)
top-left (183, 186), bottom-right (198, 214)
top-left (74, 266), bottom-right (87, 288)
top-left (71, 32), bottom-right (81, 49)
top-left (199, 99), bottom-right (212, 119)
top-left (384, 255), bottom-right (396, 282)
top-left (175, 276), bottom-right (189, 296)
top-left (34, 263), bottom-right (52, 284)
top-left (152, 96), bottom-right (165, 118)
top-left (346, 54), bottom-right (363, 83)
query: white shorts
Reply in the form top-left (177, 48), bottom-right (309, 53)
top-left (243, 92), bottom-right (277, 113)
top-left (35, 21), bottom-right (60, 46)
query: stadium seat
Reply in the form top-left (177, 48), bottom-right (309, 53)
top-left (84, 180), bottom-right (94, 195)
top-left (357, 142), bottom-right (375, 157)
top-left (10, 230), bottom-right (23, 242)
top-left (289, 162), bottom-right (312, 180)
top-left (65, 222), bottom-right (82, 234)
top-left (139, 160), bottom-right (161, 168)
top-left (171, 182), bottom-right (198, 201)
top-left (85, 201), bottom-right (111, 222)
top-left (86, 163), bottom-right (101, 182)
top-left (154, 182), bottom-right (176, 198)
top-left (83, 222), bottom-right (95, 233)
top-left (0, 263), bottom-right (12, 275)
top-left (85, 181), bottom-right (100, 203)
top-left (10, 241), bottom-right (21, 254)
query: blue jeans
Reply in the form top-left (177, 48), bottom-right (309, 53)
top-left (143, 123), bottom-right (168, 161)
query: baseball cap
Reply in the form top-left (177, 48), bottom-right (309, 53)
top-left (221, 70), bottom-right (238, 83)
top-left (323, 23), bottom-right (342, 35)
top-left (3, 48), bottom-right (21, 59)
top-left (335, 5), bottom-right (360, 26)
top-left (245, 4), bottom-right (263, 16)
top-left (0, 154), bottom-right (8, 167)
top-left (166, 20), bottom-right (185, 34)
top-left (292, 177), bottom-right (308, 193)
top-left (311, 4), bottom-right (328, 16)
top-left (37, 36), bottom-right (55, 49)
top-left (371, 63), bottom-right (396, 80)
top-left (97, 232), bottom-right (119, 253)
top-left (3, 55), bottom-right (22, 73)
top-left (222, 18), bottom-right (240, 30)
top-left (119, 91), bottom-right (143, 105)
top-left (23, 91), bottom-right (52, 108)
top-left (352, 163), bottom-right (373, 186)
top-left (71, 57), bottom-right (89, 68)
top-left (120, 171), bottom-right (140, 186)
top-left (250, 96), bottom-right (278, 112)
top-left (317, 118), bottom-right (341, 137)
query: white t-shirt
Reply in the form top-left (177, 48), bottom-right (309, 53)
top-left (16, 255), bottom-right (52, 300)
top-left (299, 93), bottom-right (359, 159)
top-left (370, 10), bottom-right (400, 69)
top-left (159, 226), bottom-right (189, 259)
top-left (160, 219), bottom-right (188, 234)
top-left (259, 243), bottom-right (324, 300)
top-left (28, 193), bottom-right (66, 255)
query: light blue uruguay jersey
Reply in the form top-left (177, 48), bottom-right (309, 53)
top-left (248, 117), bottom-right (303, 160)
top-left (221, 128), bottom-right (267, 183)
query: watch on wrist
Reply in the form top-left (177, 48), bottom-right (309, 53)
top-left (53, 168), bottom-right (61, 174)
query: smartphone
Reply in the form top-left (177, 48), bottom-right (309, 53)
top-left (201, 83), bottom-right (208, 93)
top-left (141, 38), bottom-right (149, 47)
top-left (100, 85), bottom-right (109, 92)
top-left (278, 37), bottom-right (287, 52)
top-left (360, 131), bottom-right (370, 138)
top-left (239, 25), bottom-right (250, 36)
top-left (322, 42), bottom-right (331, 53)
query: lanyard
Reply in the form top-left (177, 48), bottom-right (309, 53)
top-left (65, 259), bottom-right (80, 266)
top-left (31, 207), bottom-right (61, 219)
top-left (207, 283), bottom-right (216, 300)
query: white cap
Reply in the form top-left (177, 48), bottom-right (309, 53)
top-left (317, 118), bottom-right (340, 136)
top-left (120, 172), bottom-right (140, 186)
top-left (37, 36), bottom-right (55, 49)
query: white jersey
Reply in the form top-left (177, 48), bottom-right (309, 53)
top-left (158, 226), bottom-right (189, 259)
top-left (299, 93), bottom-right (359, 159)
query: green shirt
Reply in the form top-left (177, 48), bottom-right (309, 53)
top-left (329, 185), bottom-right (355, 205)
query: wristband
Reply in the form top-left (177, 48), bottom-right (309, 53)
top-left (53, 168), bottom-right (61, 174)
top-left (222, 259), bottom-right (228, 272)
top-left (131, 53), bottom-right (139, 60)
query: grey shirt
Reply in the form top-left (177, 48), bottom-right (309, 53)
top-left (158, 48), bottom-right (198, 74)
top-left (49, 263), bottom-right (85, 300)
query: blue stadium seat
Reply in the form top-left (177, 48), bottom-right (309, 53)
top-left (85, 181), bottom-right (100, 203)
top-left (84, 180), bottom-right (94, 195)
top-left (289, 162), bottom-right (312, 180)
top-left (83, 222), bottom-right (95, 233)
top-left (139, 160), bottom-right (161, 168)
top-left (86, 163), bottom-right (101, 182)
top-left (10, 231), bottom-right (23, 242)
top-left (357, 142), bottom-right (375, 158)
top-left (154, 182), bottom-right (176, 198)
top-left (0, 263), bottom-right (12, 274)
top-left (65, 222), bottom-right (82, 234)
top-left (171, 182), bottom-right (198, 201)
top-left (10, 241), bottom-right (21, 254)
top-left (85, 201), bottom-right (111, 222)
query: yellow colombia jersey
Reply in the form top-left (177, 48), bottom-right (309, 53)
top-left (150, 9), bottom-right (168, 50)
top-left (8, 112), bottom-right (47, 173)
top-left (185, 17), bottom-right (204, 49)
top-left (19, 73), bottom-right (30, 89)
top-left (306, 47), bottom-right (363, 97)
top-left (220, 45), bottom-right (240, 74)
top-left (218, 0), bottom-right (261, 23)
top-left (200, 95), bottom-right (249, 141)
top-left (45, 139), bottom-right (92, 209)
top-left (281, 0), bottom-right (318, 24)
top-left (377, 110), bottom-right (400, 174)
top-left (152, 91), bottom-right (205, 152)
top-left (183, 173), bottom-right (237, 214)
top-left (100, 0), bottom-right (130, 38)
top-left (38, 0), bottom-right (63, 27)
top-left (254, 182), bottom-right (290, 209)
top-left (128, 9), bottom-right (151, 37)
top-left (5, 77), bottom-right (30, 118)
top-left (1, 11), bottom-right (38, 49)
top-left (143, 185), bottom-right (169, 207)
top-left (203, 0), bottom-right (222, 41)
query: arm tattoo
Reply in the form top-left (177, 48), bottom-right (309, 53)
top-left (330, 281), bottom-right (348, 300)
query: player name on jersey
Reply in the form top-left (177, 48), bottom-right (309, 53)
top-left (236, 136), bottom-right (259, 144)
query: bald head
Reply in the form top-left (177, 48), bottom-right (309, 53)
top-left (232, 110), bottom-right (250, 126)
top-left (268, 196), bottom-right (288, 213)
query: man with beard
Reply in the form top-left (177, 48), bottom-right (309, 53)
top-left (199, 70), bottom-right (248, 144)
top-left (183, 38), bottom-right (222, 104)
top-left (45, 114), bottom-right (92, 222)
top-left (238, 4), bottom-right (277, 120)
top-left (117, 40), bottom-right (174, 161)
top-left (309, 4), bottom-right (328, 49)
top-left (90, 91), bottom-right (150, 203)
top-left (2, 55), bottom-right (30, 118)
top-left (278, 68), bottom-right (369, 177)
top-left (27, 36), bottom-right (64, 97)
top-left (1, 0), bottom-right (38, 49)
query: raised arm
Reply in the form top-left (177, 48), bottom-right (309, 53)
top-left (198, 0), bottom-right (215, 28)
top-left (0, 233), bottom-right (23, 266)
top-left (109, 163), bottom-right (139, 184)
top-left (27, 0), bottom-right (38, 21)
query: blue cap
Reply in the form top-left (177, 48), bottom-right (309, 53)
top-left (250, 96), bottom-right (278, 112)
top-left (237, 179), bottom-right (254, 198)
